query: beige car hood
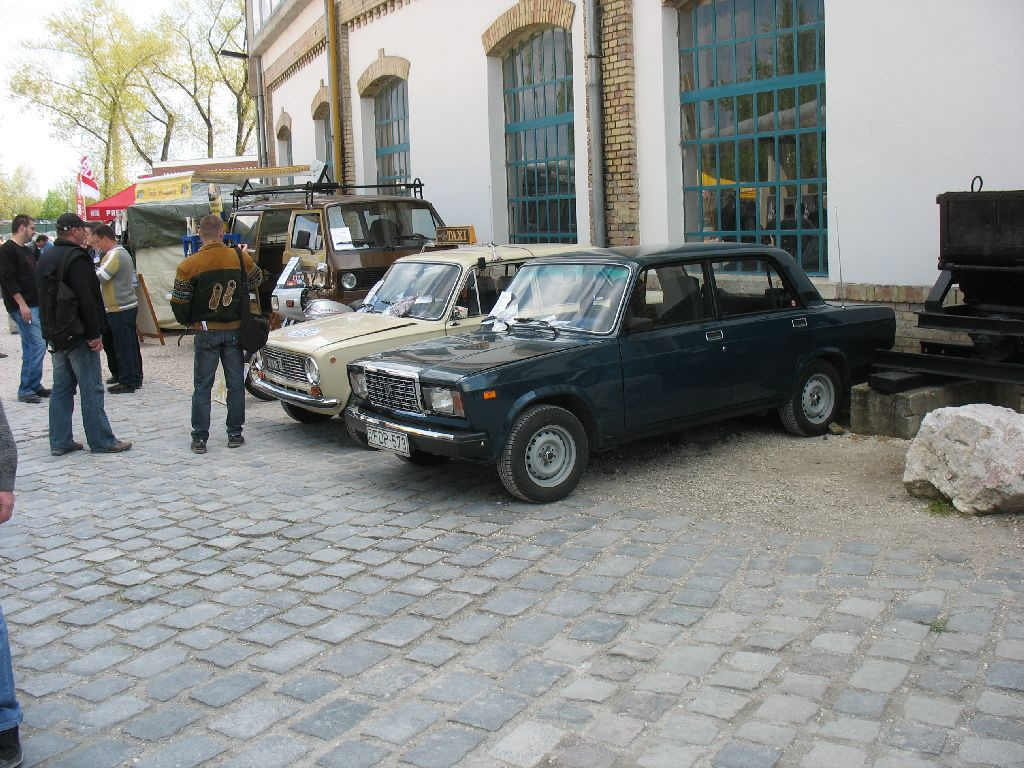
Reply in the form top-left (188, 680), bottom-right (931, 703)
top-left (265, 313), bottom-right (422, 355)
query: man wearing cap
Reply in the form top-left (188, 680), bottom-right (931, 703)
top-left (0, 214), bottom-right (48, 403)
top-left (34, 213), bottom-right (131, 455)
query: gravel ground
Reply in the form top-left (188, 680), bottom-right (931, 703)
top-left (2, 322), bottom-right (1020, 559)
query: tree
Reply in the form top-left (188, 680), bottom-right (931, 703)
top-left (10, 0), bottom-right (171, 195)
top-left (38, 178), bottom-right (79, 221)
top-left (0, 165), bottom-right (43, 220)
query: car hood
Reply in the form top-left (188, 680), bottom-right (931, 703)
top-left (265, 313), bottom-right (422, 355)
top-left (362, 329), bottom-right (600, 380)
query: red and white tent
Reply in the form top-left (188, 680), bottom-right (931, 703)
top-left (85, 184), bottom-right (137, 222)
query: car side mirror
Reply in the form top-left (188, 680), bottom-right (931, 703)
top-left (625, 316), bottom-right (654, 333)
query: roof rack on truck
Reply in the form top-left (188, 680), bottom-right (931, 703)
top-left (231, 166), bottom-right (424, 209)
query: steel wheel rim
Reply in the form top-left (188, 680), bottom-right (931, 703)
top-left (524, 425), bottom-right (576, 487)
top-left (801, 373), bottom-right (835, 424)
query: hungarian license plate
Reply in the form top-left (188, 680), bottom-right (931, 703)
top-left (367, 426), bottom-right (410, 456)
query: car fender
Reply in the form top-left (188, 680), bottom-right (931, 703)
top-left (794, 346), bottom-right (851, 388)
top-left (501, 385), bottom-right (603, 449)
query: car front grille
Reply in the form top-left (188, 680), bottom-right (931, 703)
top-left (262, 347), bottom-right (307, 383)
top-left (366, 371), bottom-right (422, 413)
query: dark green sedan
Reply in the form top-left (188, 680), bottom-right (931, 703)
top-left (345, 244), bottom-right (896, 503)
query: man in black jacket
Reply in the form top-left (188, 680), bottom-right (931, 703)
top-left (0, 215), bottom-right (48, 403)
top-left (35, 213), bottom-right (131, 455)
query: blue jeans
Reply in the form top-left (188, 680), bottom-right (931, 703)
top-left (9, 307), bottom-right (45, 398)
top-left (107, 308), bottom-right (141, 388)
top-left (0, 605), bottom-right (22, 732)
top-left (49, 340), bottom-right (119, 452)
top-left (192, 329), bottom-right (244, 441)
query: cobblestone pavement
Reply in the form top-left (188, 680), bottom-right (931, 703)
top-left (1, 382), bottom-right (1023, 768)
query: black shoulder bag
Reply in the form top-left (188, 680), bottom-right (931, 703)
top-left (235, 248), bottom-right (269, 357)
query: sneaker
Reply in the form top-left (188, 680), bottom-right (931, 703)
top-left (228, 434), bottom-right (245, 448)
top-left (107, 384), bottom-right (136, 394)
top-left (106, 376), bottom-right (118, 384)
top-left (0, 725), bottom-right (22, 768)
top-left (0, 352), bottom-right (7, 358)
top-left (191, 439), bottom-right (207, 454)
top-left (92, 440), bottom-right (132, 454)
top-left (16, 394), bottom-right (41, 404)
top-left (51, 441), bottom-right (84, 457)
top-left (34, 387), bottom-right (51, 397)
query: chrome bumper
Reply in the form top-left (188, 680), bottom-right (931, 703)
top-left (345, 404), bottom-right (493, 460)
top-left (250, 375), bottom-right (342, 412)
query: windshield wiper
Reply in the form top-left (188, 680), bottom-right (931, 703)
top-left (350, 238), bottom-right (394, 251)
top-left (509, 317), bottom-right (559, 338)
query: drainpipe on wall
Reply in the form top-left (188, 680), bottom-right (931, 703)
top-left (324, 0), bottom-right (345, 184)
top-left (584, 0), bottom-right (606, 247)
top-left (253, 55), bottom-right (268, 170)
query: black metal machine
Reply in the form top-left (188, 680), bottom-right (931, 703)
top-left (871, 178), bottom-right (1024, 390)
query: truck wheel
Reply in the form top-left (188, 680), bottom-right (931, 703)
top-left (498, 404), bottom-right (589, 503)
top-left (399, 450), bottom-right (450, 466)
top-left (779, 360), bottom-right (841, 437)
top-left (281, 402), bottom-right (334, 424)
top-left (245, 366), bottom-right (275, 401)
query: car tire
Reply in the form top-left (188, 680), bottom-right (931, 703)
top-left (399, 450), bottom-right (450, 466)
top-left (498, 404), bottom-right (589, 503)
top-left (345, 420), bottom-right (371, 448)
top-left (281, 402), bottom-right (334, 424)
top-left (779, 359), bottom-right (841, 437)
top-left (244, 365), bottom-right (276, 401)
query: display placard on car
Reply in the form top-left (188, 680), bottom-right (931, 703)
top-left (435, 226), bottom-right (476, 245)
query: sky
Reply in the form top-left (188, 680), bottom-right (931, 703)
top-left (0, 0), bottom-right (179, 197)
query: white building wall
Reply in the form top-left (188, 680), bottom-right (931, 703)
top-left (268, 50), bottom-right (328, 171)
top-left (826, 0), bottom-right (1024, 286)
top-left (347, 0), bottom-right (590, 244)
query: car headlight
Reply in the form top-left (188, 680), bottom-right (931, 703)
top-left (304, 357), bottom-right (320, 384)
top-left (341, 272), bottom-right (358, 290)
top-left (271, 295), bottom-right (279, 311)
top-left (349, 369), bottom-right (368, 398)
top-left (423, 386), bottom-right (464, 416)
top-left (253, 349), bottom-right (264, 370)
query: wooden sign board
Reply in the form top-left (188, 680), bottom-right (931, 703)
top-left (435, 226), bottom-right (477, 245)
top-left (135, 273), bottom-right (165, 344)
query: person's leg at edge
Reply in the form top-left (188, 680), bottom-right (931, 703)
top-left (68, 342), bottom-right (117, 450)
top-left (108, 310), bottom-right (139, 389)
top-left (48, 348), bottom-right (78, 452)
top-left (101, 320), bottom-right (118, 382)
top-left (222, 330), bottom-right (245, 439)
top-left (0, 605), bottom-right (24, 734)
top-left (10, 309), bottom-right (44, 399)
top-left (191, 331), bottom-right (218, 442)
top-left (25, 307), bottom-right (45, 394)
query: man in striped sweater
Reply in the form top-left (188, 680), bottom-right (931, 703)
top-left (93, 226), bottom-right (142, 394)
top-left (171, 215), bottom-right (262, 454)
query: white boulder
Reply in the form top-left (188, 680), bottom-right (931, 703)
top-left (903, 403), bottom-right (1024, 515)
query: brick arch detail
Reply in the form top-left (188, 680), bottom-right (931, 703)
top-left (275, 110), bottom-right (292, 140)
top-left (357, 53), bottom-right (411, 97)
top-left (481, 0), bottom-right (575, 57)
top-left (310, 83), bottom-right (330, 119)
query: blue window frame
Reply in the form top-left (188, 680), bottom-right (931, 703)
top-left (375, 79), bottom-right (410, 191)
top-left (680, 0), bottom-right (827, 273)
top-left (503, 27), bottom-right (576, 244)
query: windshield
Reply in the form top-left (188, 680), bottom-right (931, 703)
top-left (359, 261), bottom-right (462, 320)
top-left (326, 202), bottom-right (442, 249)
top-left (486, 262), bottom-right (631, 334)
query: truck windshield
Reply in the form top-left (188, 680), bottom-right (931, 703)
top-left (327, 202), bottom-right (442, 249)
top-left (360, 261), bottom-right (462, 320)
top-left (486, 262), bottom-right (631, 334)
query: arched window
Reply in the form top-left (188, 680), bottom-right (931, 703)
top-left (503, 27), bottom-right (576, 244)
top-left (680, 0), bottom-right (827, 273)
top-left (374, 79), bottom-right (410, 192)
top-left (277, 126), bottom-right (293, 184)
top-left (313, 104), bottom-right (333, 179)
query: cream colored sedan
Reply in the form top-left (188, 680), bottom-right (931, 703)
top-left (249, 244), bottom-right (577, 431)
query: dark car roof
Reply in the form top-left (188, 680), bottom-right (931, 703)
top-left (525, 242), bottom-right (793, 267)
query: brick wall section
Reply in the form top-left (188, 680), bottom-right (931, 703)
top-left (357, 54), bottom-right (412, 97)
top-left (340, 0), bottom-right (418, 29)
top-left (481, 0), bottom-right (575, 57)
top-left (335, 13), bottom-right (356, 184)
top-left (598, 0), bottom-right (639, 246)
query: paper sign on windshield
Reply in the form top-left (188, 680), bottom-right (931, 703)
top-left (332, 226), bottom-right (353, 250)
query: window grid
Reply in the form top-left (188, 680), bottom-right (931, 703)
top-left (375, 79), bottom-right (410, 191)
top-left (681, 0), bottom-right (827, 274)
top-left (503, 27), bottom-right (577, 244)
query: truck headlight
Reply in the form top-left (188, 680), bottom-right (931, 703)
top-left (304, 357), bottom-right (320, 384)
top-left (341, 272), bottom-right (358, 290)
top-left (349, 369), bottom-right (368, 398)
top-left (424, 386), bottom-right (464, 416)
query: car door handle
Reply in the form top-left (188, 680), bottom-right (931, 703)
top-left (705, 329), bottom-right (724, 342)
top-left (792, 317), bottom-right (808, 328)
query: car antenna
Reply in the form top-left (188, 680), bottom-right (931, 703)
top-left (833, 206), bottom-right (845, 308)
top-left (488, 184), bottom-right (498, 261)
